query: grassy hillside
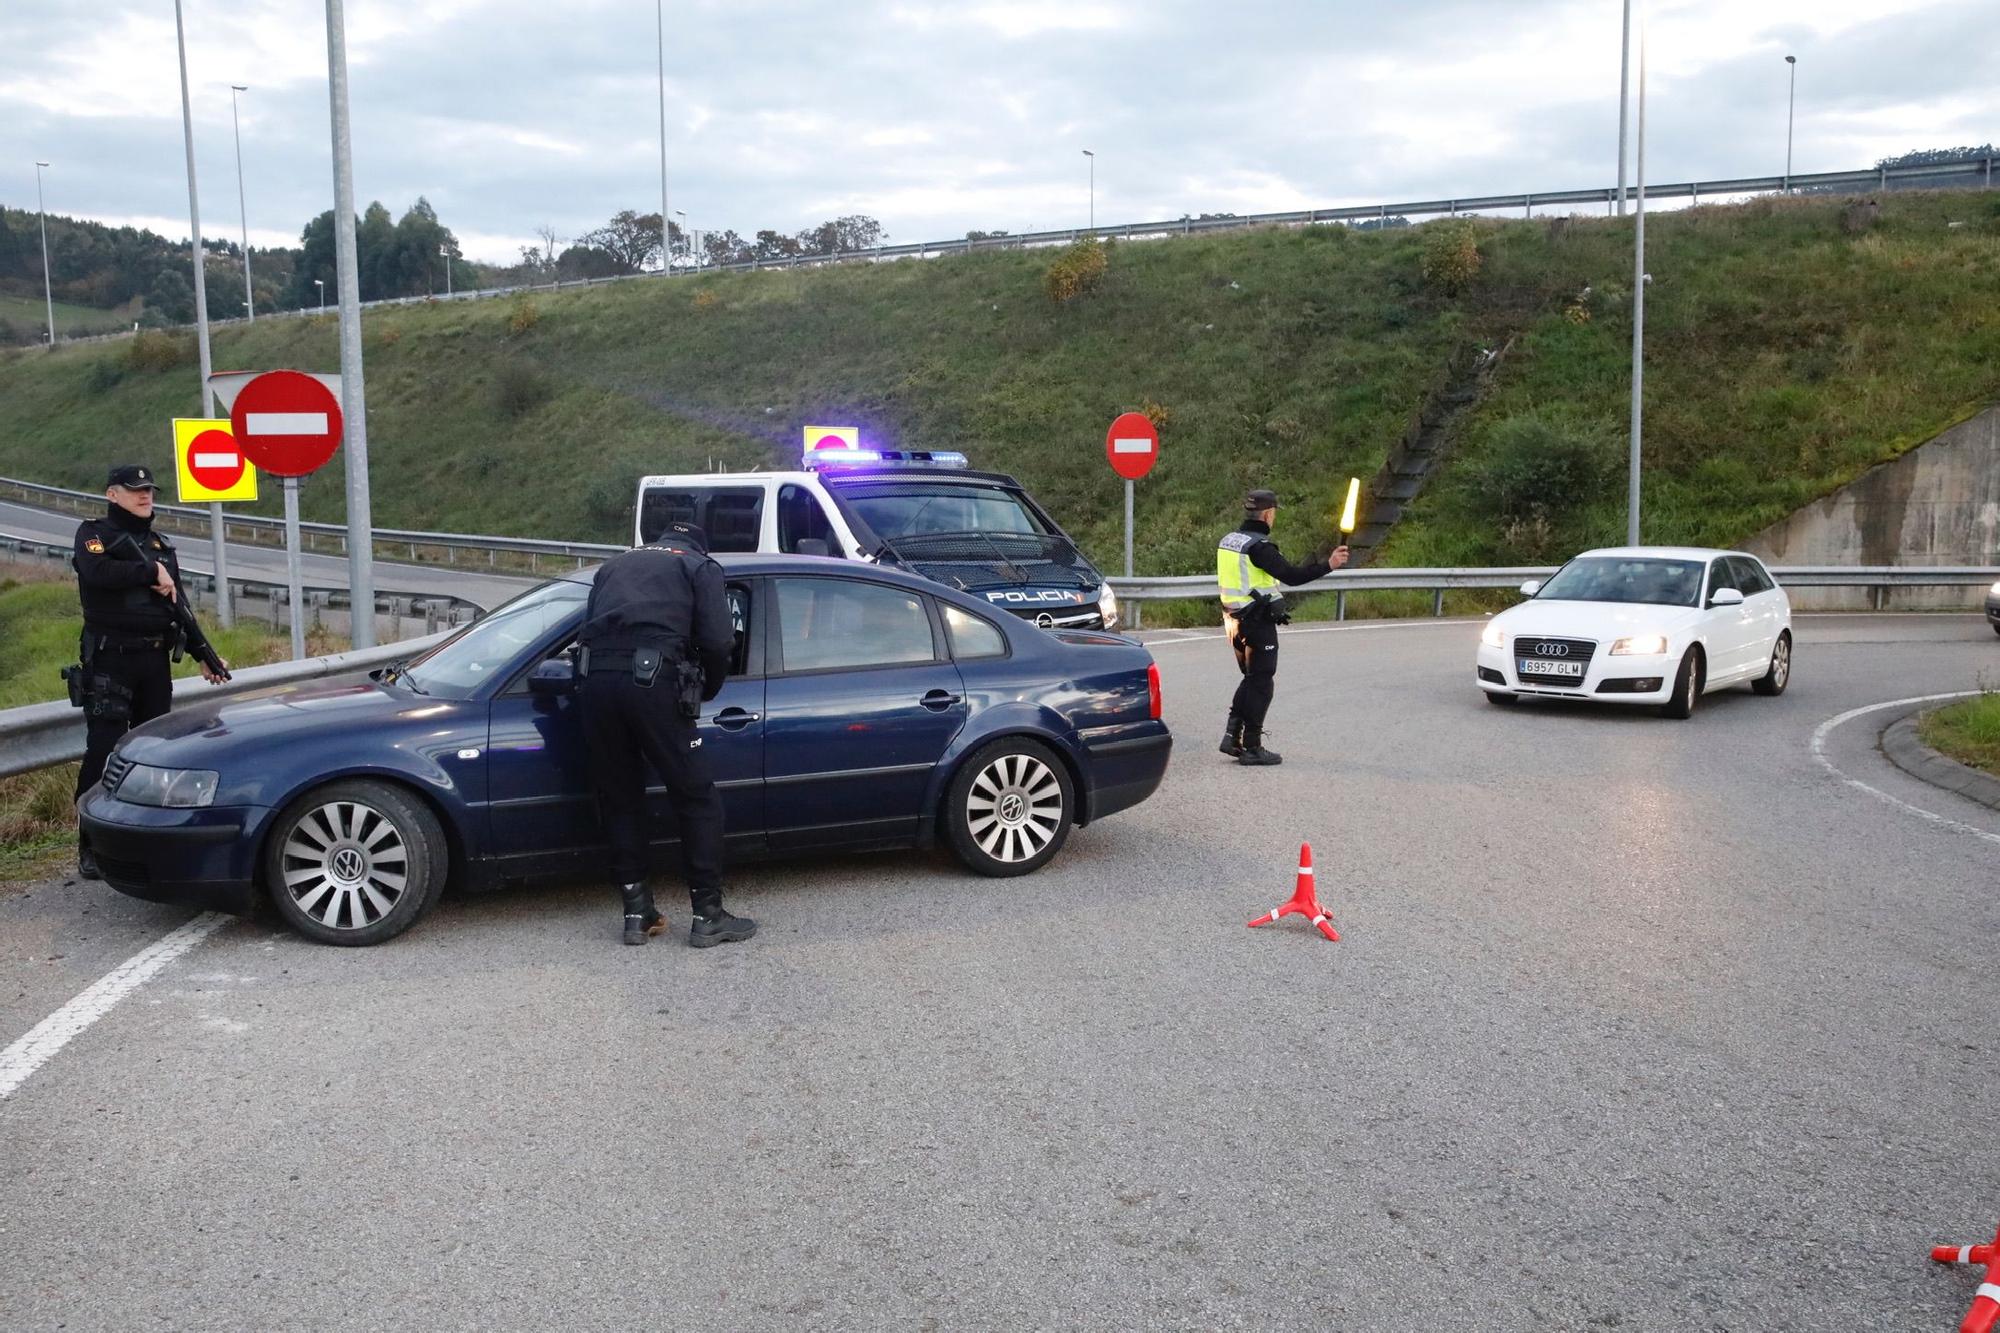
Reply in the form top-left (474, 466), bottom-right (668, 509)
top-left (0, 293), bottom-right (137, 343)
top-left (0, 192), bottom-right (1996, 578)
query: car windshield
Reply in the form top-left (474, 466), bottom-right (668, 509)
top-left (1536, 557), bottom-right (1704, 608)
top-left (399, 579), bottom-right (589, 699)
top-left (833, 481), bottom-right (1050, 540)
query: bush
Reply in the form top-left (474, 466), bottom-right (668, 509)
top-left (507, 296), bottom-right (540, 336)
top-left (84, 357), bottom-right (127, 392)
top-left (1420, 220), bottom-right (1482, 295)
top-left (1472, 414), bottom-right (1616, 526)
top-left (1043, 238), bottom-right (1109, 304)
top-left (693, 289), bottom-right (719, 311)
top-left (494, 361), bottom-right (552, 417)
top-left (127, 330), bottom-right (193, 372)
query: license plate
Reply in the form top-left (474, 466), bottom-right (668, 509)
top-left (1519, 658), bottom-right (1584, 678)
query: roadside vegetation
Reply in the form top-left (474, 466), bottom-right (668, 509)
top-left (1920, 691), bottom-right (2000, 775)
top-left (0, 192), bottom-right (1996, 586)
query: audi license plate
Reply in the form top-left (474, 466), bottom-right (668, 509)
top-left (1519, 658), bottom-right (1584, 678)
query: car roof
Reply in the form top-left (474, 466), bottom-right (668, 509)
top-left (555, 552), bottom-right (990, 600)
top-left (634, 467), bottom-right (1024, 488)
top-left (1572, 546), bottom-right (1755, 562)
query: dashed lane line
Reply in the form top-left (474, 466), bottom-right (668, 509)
top-left (1808, 692), bottom-right (2000, 848)
top-left (0, 912), bottom-right (229, 1100)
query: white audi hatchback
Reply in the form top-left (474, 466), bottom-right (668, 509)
top-left (1474, 546), bottom-right (1792, 719)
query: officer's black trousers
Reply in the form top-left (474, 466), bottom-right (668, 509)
top-left (579, 669), bottom-right (725, 906)
top-left (75, 647), bottom-right (173, 801)
top-left (1229, 615), bottom-right (1281, 732)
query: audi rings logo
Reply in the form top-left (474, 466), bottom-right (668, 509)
top-left (1532, 642), bottom-right (1570, 657)
top-left (1035, 613), bottom-right (1055, 629)
top-left (331, 848), bottom-right (365, 881)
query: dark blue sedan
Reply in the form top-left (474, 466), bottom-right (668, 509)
top-left (80, 557), bottom-right (1173, 945)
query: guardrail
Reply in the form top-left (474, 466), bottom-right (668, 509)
top-left (0, 631), bottom-right (448, 781)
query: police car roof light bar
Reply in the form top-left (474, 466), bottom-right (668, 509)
top-left (803, 448), bottom-right (971, 471)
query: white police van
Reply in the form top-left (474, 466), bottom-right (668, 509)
top-left (632, 446), bottom-right (1119, 630)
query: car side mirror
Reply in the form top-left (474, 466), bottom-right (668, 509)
top-left (794, 538), bottom-right (830, 557)
top-left (1518, 579), bottom-right (1543, 597)
top-left (528, 657), bottom-right (577, 697)
top-left (1708, 587), bottom-right (1745, 608)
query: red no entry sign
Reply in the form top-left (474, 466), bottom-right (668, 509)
top-left (230, 370), bottom-right (344, 477)
top-left (1105, 412), bottom-right (1159, 481)
top-left (186, 428), bottom-right (247, 491)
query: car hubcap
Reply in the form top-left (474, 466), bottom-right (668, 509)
top-left (1773, 639), bottom-right (1790, 686)
top-left (281, 800), bottom-right (409, 930)
top-left (966, 754), bottom-right (1063, 864)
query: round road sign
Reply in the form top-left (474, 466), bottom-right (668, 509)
top-left (230, 370), bottom-right (343, 477)
top-left (186, 429), bottom-right (248, 491)
top-left (1105, 412), bottom-right (1159, 481)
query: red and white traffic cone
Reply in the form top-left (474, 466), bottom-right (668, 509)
top-left (1246, 842), bottom-right (1339, 942)
top-left (1931, 1222), bottom-right (2000, 1333)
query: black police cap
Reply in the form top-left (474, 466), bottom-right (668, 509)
top-left (664, 521), bottom-right (709, 551)
top-left (1244, 488), bottom-right (1279, 513)
top-left (108, 464), bottom-right (158, 491)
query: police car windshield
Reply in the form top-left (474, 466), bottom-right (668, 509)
top-left (834, 481), bottom-right (1049, 540)
top-left (1536, 557), bottom-right (1703, 608)
top-left (400, 580), bottom-right (590, 698)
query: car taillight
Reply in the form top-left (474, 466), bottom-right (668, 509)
top-left (1147, 662), bottom-right (1162, 720)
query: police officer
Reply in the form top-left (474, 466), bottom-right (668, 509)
top-left (73, 463), bottom-right (230, 879)
top-left (577, 520), bottom-right (755, 948)
top-left (1217, 488), bottom-right (1349, 766)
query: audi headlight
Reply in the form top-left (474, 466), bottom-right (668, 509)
top-left (115, 764), bottom-right (219, 808)
top-left (1610, 634), bottom-right (1669, 656)
top-left (1480, 622), bottom-right (1506, 649)
top-left (1097, 583), bottom-right (1119, 630)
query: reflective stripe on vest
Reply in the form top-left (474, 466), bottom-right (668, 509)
top-left (1217, 531), bottom-right (1278, 608)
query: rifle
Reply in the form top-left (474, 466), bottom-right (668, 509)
top-left (107, 531), bottom-right (232, 681)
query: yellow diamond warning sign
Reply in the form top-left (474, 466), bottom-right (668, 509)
top-left (173, 418), bottom-right (259, 503)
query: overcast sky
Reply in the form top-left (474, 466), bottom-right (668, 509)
top-left (4, 0), bottom-right (1995, 265)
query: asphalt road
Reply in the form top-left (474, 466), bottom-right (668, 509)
top-left (2, 613), bottom-right (1996, 1331)
top-left (0, 499), bottom-right (541, 611)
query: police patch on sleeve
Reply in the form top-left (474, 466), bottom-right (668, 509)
top-left (85, 538), bottom-right (104, 554)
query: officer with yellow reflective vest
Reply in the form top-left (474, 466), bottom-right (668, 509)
top-left (1217, 488), bottom-right (1348, 766)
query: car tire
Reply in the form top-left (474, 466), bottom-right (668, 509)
top-left (1484, 691), bottom-right (1520, 707)
top-left (1751, 632), bottom-right (1792, 696)
top-left (944, 738), bottom-right (1075, 878)
top-left (264, 779), bottom-right (449, 946)
top-left (1992, 623), bottom-right (2000, 638)
top-left (1659, 648), bottom-right (1703, 720)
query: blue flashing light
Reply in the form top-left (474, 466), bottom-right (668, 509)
top-left (803, 446), bottom-right (971, 471)
top-left (807, 447), bottom-right (882, 466)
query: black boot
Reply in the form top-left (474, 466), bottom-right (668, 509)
top-left (689, 894), bottom-right (756, 949)
top-left (620, 882), bottom-right (664, 945)
top-left (77, 835), bottom-right (101, 882)
top-left (1237, 729), bottom-right (1283, 766)
top-left (1219, 712), bottom-right (1246, 758)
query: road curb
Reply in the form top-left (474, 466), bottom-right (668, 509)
top-left (1881, 710), bottom-right (2000, 811)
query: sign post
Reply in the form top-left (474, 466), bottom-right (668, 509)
top-left (230, 370), bottom-right (344, 660)
top-left (1104, 412), bottom-right (1160, 578)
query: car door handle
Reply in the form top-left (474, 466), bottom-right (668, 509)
top-left (711, 707), bottom-right (760, 730)
top-left (920, 689), bottom-right (963, 711)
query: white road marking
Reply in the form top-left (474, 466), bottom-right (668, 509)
top-left (1146, 619), bottom-right (1480, 646)
top-left (0, 912), bottom-right (229, 1100)
top-left (245, 411), bottom-right (329, 435)
top-left (1808, 692), bottom-right (2000, 847)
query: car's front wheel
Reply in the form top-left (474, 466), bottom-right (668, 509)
top-left (944, 738), bottom-right (1075, 877)
top-left (1659, 648), bottom-right (1704, 720)
top-left (1752, 632), bottom-right (1792, 696)
top-left (264, 779), bottom-right (448, 945)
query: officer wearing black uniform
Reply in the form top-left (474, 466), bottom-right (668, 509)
top-left (1217, 488), bottom-right (1349, 766)
top-left (72, 463), bottom-right (229, 878)
top-left (577, 521), bottom-right (755, 948)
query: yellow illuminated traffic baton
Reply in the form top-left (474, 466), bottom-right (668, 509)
top-left (1337, 477), bottom-right (1361, 542)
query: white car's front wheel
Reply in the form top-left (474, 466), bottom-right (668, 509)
top-left (1659, 648), bottom-right (1703, 720)
top-left (1752, 632), bottom-right (1791, 696)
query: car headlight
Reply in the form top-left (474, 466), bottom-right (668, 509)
top-left (1097, 583), bottom-right (1119, 630)
top-left (1990, 581), bottom-right (2000, 596)
top-left (1480, 622), bottom-right (1506, 649)
top-left (1610, 634), bottom-right (1669, 656)
top-left (114, 763), bottom-right (219, 808)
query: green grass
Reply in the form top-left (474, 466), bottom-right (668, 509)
top-left (1920, 692), bottom-right (2000, 774)
top-left (0, 292), bottom-right (139, 342)
top-left (0, 192), bottom-right (1995, 581)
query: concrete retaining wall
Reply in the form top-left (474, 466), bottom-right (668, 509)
top-left (1744, 405), bottom-right (2000, 610)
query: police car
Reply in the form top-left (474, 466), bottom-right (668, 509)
top-left (633, 444), bottom-right (1119, 631)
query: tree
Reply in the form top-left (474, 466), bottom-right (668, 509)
top-left (752, 229), bottom-right (801, 261)
top-left (354, 202), bottom-right (396, 301)
top-left (581, 209), bottom-right (663, 274)
top-left (794, 215), bottom-right (885, 257)
top-left (148, 269), bottom-right (195, 324)
top-left (702, 229), bottom-right (749, 266)
top-left (556, 244), bottom-right (622, 280)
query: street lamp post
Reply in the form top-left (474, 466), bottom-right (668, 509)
top-left (439, 244), bottom-right (452, 297)
top-left (33, 160), bottom-right (54, 346)
top-left (1082, 149), bottom-right (1095, 232)
top-left (656, 0), bottom-right (671, 271)
top-left (229, 84), bottom-right (253, 322)
top-left (1627, 21), bottom-right (1648, 547)
top-left (1615, 0), bottom-right (1632, 216)
top-left (314, 277), bottom-right (325, 313)
top-left (675, 209), bottom-right (692, 271)
top-left (1784, 55), bottom-right (1797, 193)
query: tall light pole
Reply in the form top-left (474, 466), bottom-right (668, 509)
top-left (229, 84), bottom-right (253, 322)
top-left (1082, 149), bottom-right (1095, 232)
top-left (440, 244), bottom-right (452, 296)
top-left (174, 0), bottom-right (233, 627)
top-left (325, 0), bottom-right (376, 648)
top-left (1784, 55), bottom-right (1797, 194)
top-left (1615, 0), bottom-right (1631, 216)
top-left (314, 277), bottom-right (325, 313)
top-left (1626, 21), bottom-right (1648, 547)
top-left (657, 0), bottom-right (671, 271)
top-left (675, 209), bottom-right (692, 271)
top-left (34, 161), bottom-right (54, 346)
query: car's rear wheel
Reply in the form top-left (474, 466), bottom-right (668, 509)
top-left (1752, 631), bottom-right (1792, 696)
top-left (1484, 691), bottom-right (1520, 707)
top-left (264, 779), bottom-right (448, 946)
top-left (944, 738), bottom-right (1074, 877)
top-left (1659, 648), bottom-right (1703, 720)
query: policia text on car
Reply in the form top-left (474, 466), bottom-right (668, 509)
top-left (576, 521), bottom-right (757, 948)
top-left (1217, 488), bottom-right (1349, 766)
top-left (68, 464), bottom-right (231, 880)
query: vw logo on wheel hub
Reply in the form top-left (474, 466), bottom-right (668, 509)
top-left (331, 847), bottom-right (366, 882)
top-left (999, 793), bottom-right (1025, 823)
